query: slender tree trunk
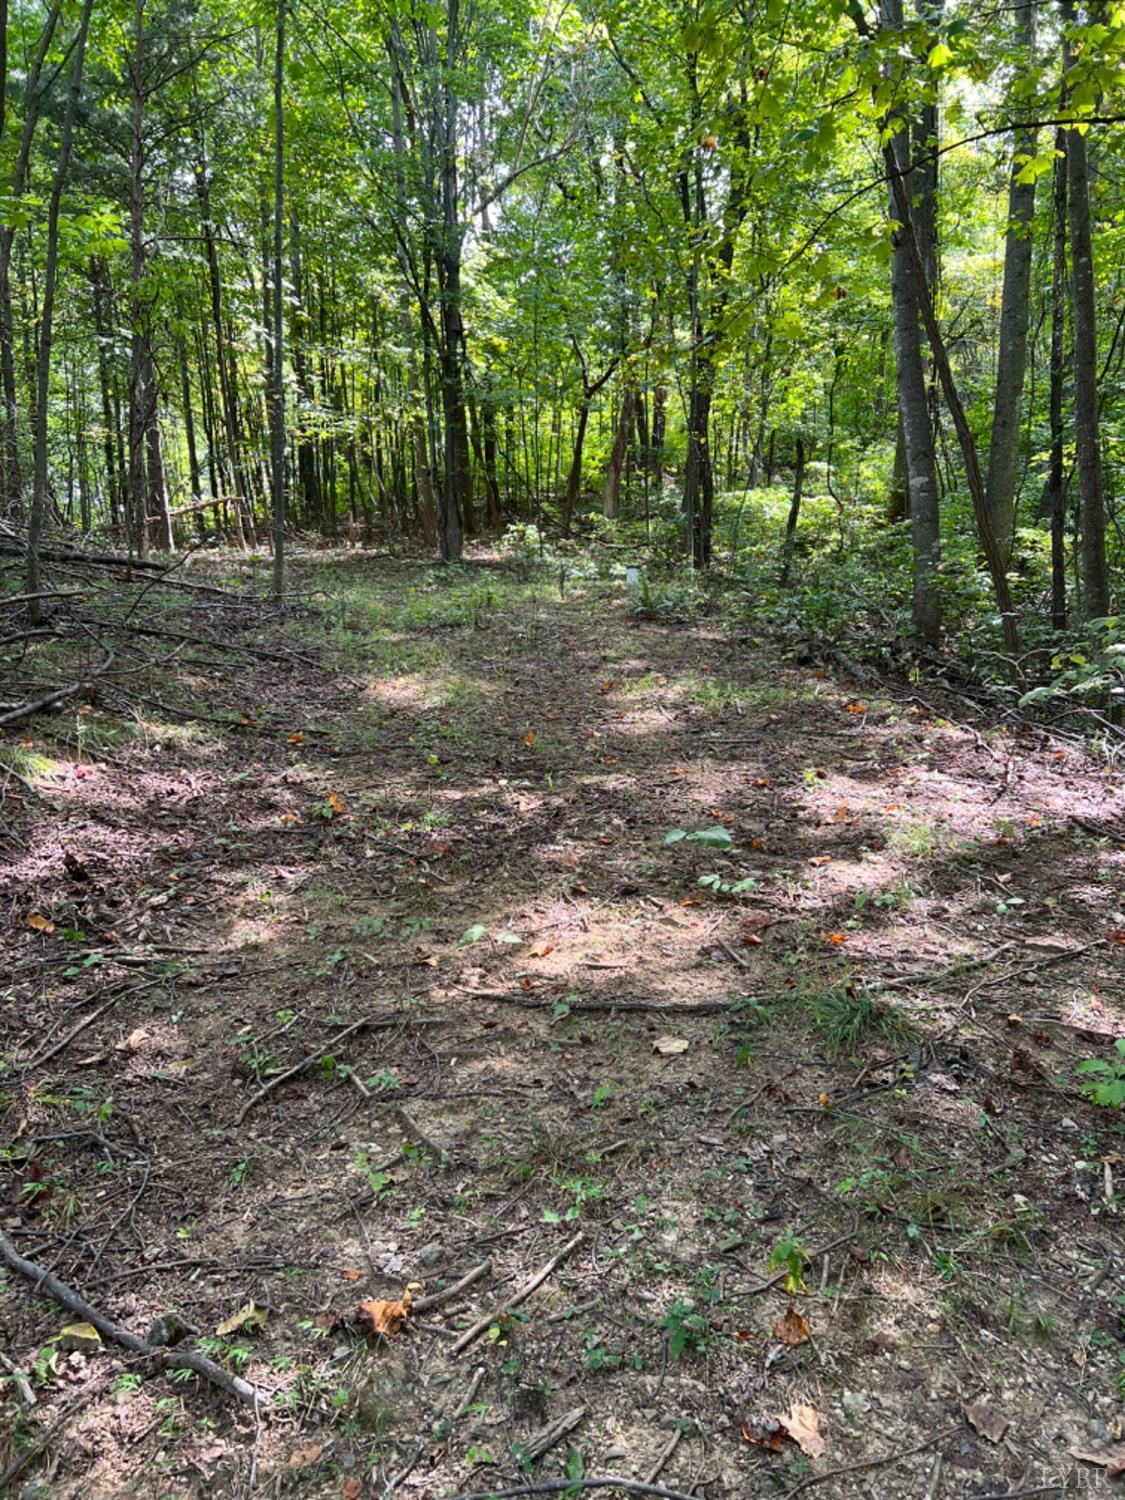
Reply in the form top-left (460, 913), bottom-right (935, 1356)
top-left (26, 0), bottom-right (94, 619)
top-left (984, 0), bottom-right (1038, 565)
top-left (1063, 13), bottom-right (1110, 618)
top-left (881, 0), bottom-right (941, 644)
top-left (779, 434), bottom-right (807, 586)
top-left (603, 385), bottom-right (635, 520)
top-left (1044, 137), bottom-right (1068, 630)
top-left (0, 0), bottom-right (61, 516)
top-left (269, 0), bottom-right (286, 596)
top-left (178, 336), bottom-right (204, 537)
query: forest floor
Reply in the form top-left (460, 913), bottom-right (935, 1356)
top-left (1, 549), bottom-right (1124, 1500)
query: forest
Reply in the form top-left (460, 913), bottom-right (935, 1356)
top-left (0, 0), bottom-right (1124, 1498)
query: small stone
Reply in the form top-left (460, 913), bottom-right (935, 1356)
top-left (603, 1445), bottom-right (628, 1461)
top-left (842, 1390), bottom-right (870, 1416)
top-left (1060, 1117), bottom-right (1079, 1132)
top-left (418, 1241), bottom-right (444, 1268)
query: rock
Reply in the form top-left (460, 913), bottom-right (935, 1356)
top-left (1060, 1117), bottom-right (1079, 1132)
top-left (418, 1241), bottom-right (444, 1268)
top-left (842, 1390), bottom-right (871, 1416)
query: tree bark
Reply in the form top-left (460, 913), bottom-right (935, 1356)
top-left (602, 385), bottom-right (635, 520)
top-left (1063, 8), bottom-right (1110, 619)
top-left (269, 0), bottom-right (286, 597)
top-left (1044, 136), bottom-right (1068, 630)
top-left (881, 0), bottom-right (941, 645)
top-left (26, 0), bottom-right (94, 619)
top-left (984, 0), bottom-right (1038, 566)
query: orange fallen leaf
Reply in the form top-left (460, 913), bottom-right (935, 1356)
top-left (280, 812), bottom-right (298, 823)
top-left (754, 777), bottom-right (770, 788)
top-left (528, 940), bottom-right (553, 958)
top-left (600, 680), bottom-right (614, 694)
top-left (326, 790), bottom-right (346, 815)
top-left (1109, 930), bottom-right (1125, 946)
top-left (287, 732), bottom-right (305, 745)
top-left (750, 837), bottom-right (766, 850)
top-left (809, 855), bottom-right (832, 867)
top-left (846, 702), bottom-right (867, 714)
top-left (523, 732), bottom-right (536, 748)
top-left (835, 805), bottom-right (850, 822)
top-left (342, 1479), bottom-right (363, 1498)
top-left (356, 1290), bottom-right (412, 1337)
top-left (27, 914), bottom-right (55, 934)
top-left (772, 1305), bottom-right (811, 1346)
top-left (341, 1268), bottom-right (362, 1283)
top-left (817, 1092), bottom-right (832, 1109)
top-left (826, 932), bottom-right (846, 945)
top-left (743, 934), bottom-right (763, 946)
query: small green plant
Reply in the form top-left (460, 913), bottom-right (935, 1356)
top-left (804, 981), bottom-right (907, 1056)
top-left (698, 871), bottom-right (756, 896)
top-left (664, 826), bottom-right (734, 850)
top-left (354, 1150), bottom-right (393, 1196)
top-left (661, 1297), bottom-right (710, 1359)
top-left (1076, 1039), bottom-right (1125, 1109)
top-left (768, 1230), bottom-right (808, 1294)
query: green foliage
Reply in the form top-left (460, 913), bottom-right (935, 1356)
top-left (661, 1298), bottom-right (710, 1360)
top-left (1075, 1039), bottom-right (1125, 1111)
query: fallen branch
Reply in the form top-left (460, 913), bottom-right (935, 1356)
top-left (414, 1259), bottom-right (492, 1314)
top-left (0, 640), bottom-right (115, 726)
top-left (451, 1233), bottom-right (584, 1354)
top-left (780, 1425), bottom-right (961, 1500)
top-left (0, 1229), bottom-right (263, 1408)
top-left (396, 1106), bottom-right (451, 1165)
top-left (444, 1479), bottom-right (707, 1500)
top-left (235, 1013), bottom-right (436, 1125)
top-left (461, 990), bottom-right (733, 1015)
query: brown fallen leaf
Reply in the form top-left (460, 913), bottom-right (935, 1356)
top-left (778, 1402), bottom-right (826, 1459)
top-left (962, 1400), bottom-right (1010, 1444)
top-left (653, 1035), bottom-right (689, 1056)
top-left (1068, 1442), bottom-right (1125, 1477)
top-left (342, 1481), bottom-right (363, 1500)
top-left (355, 1289), bottom-right (413, 1338)
top-left (27, 914), bottom-right (55, 934)
top-left (528, 939), bottom-right (553, 958)
top-left (287, 1444), bottom-right (323, 1467)
top-left (772, 1305), bottom-right (811, 1346)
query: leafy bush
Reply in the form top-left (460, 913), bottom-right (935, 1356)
top-left (1076, 1039), bottom-right (1125, 1110)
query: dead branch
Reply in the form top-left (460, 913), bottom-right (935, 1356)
top-left (451, 1232), bottom-right (585, 1354)
top-left (0, 1228), bottom-right (264, 1408)
top-left (0, 640), bottom-right (115, 726)
top-left (414, 1259), bottom-right (492, 1314)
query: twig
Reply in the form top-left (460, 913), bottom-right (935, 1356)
top-left (234, 1013), bottom-right (426, 1124)
top-left (958, 939), bottom-right (1107, 1007)
top-left (780, 1426), bottom-right (960, 1499)
top-left (443, 1480), bottom-right (706, 1500)
top-left (645, 1426), bottom-right (683, 1485)
top-left (451, 1233), bottom-right (585, 1354)
top-left (462, 991), bottom-right (734, 1015)
top-left (414, 1260), bottom-right (492, 1314)
top-left (25, 996), bottom-right (120, 1069)
top-left (452, 1364), bottom-right (487, 1420)
top-left (396, 1106), bottom-right (450, 1165)
top-left (0, 1228), bottom-right (263, 1408)
top-left (0, 1381), bottom-right (104, 1491)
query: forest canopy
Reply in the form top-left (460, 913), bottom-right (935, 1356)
top-left (1, 0), bottom-right (1124, 696)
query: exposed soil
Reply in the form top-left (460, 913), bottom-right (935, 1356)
top-left (1, 551), bottom-right (1123, 1500)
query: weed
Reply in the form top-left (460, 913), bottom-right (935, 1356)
top-left (1075, 1039), bottom-right (1125, 1109)
top-left (661, 1298), bottom-right (710, 1359)
top-left (803, 981), bottom-right (908, 1056)
top-left (768, 1230), bottom-right (809, 1294)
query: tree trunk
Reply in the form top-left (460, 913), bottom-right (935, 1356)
top-left (1044, 136), bottom-right (1068, 630)
top-left (25, 0), bottom-right (94, 619)
top-left (881, 0), bottom-right (941, 645)
top-left (269, 0), bottom-right (286, 597)
top-left (779, 434), bottom-right (806, 585)
top-left (563, 401), bottom-right (590, 532)
top-left (983, 0), bottom-right (1038, 566)
top-left (1063, 13), bottom-right (1110, 619)
top-left (603, 385), bottom-right (635, 520)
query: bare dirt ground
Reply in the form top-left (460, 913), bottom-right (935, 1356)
top-left (1, 551), bottom-right (1123, 1500)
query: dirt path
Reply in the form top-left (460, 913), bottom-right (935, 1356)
top-left (2, 554), bottom-right (1123, 1498)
